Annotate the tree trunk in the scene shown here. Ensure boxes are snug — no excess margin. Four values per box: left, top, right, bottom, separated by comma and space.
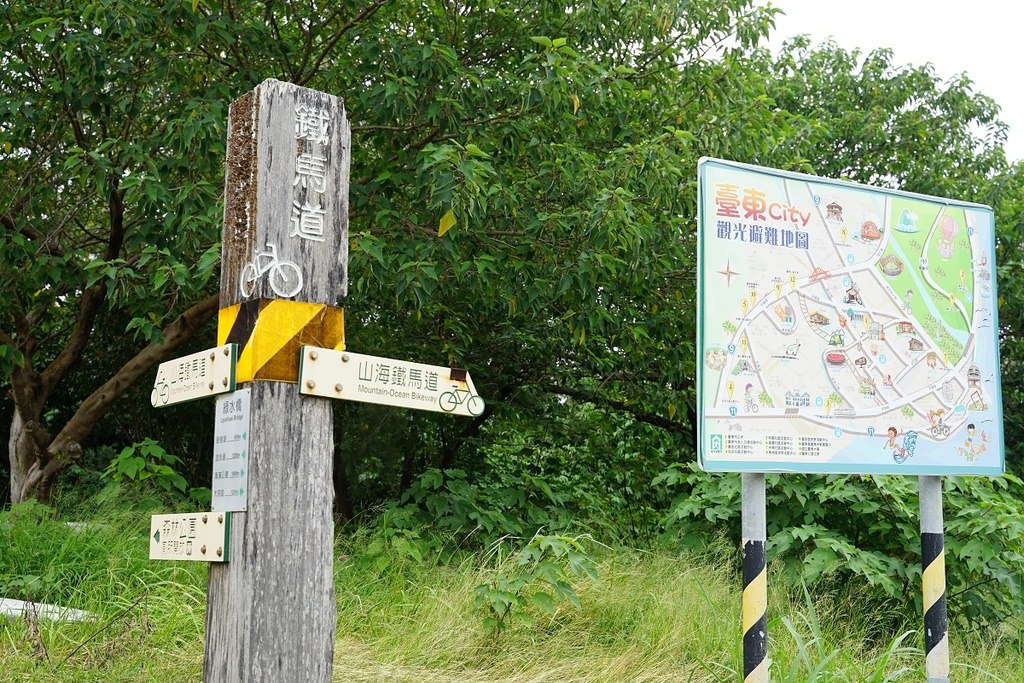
8, 403, 83, 505
5, 293, 218, 505
8, 408, 50, 505
399, 446, 417, 492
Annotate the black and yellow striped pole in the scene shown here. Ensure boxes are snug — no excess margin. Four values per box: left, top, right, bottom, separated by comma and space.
742, 472, 768, 682
920, 475, 950, 682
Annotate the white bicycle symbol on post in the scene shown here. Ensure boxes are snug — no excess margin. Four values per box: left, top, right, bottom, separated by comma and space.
240, 242, 303, 298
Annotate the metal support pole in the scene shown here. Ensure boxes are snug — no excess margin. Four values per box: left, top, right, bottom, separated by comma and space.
741, 472, 768, 682
920, 475, 950, 682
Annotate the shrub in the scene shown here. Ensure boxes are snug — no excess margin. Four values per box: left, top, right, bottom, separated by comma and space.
657, 462, 1024, 628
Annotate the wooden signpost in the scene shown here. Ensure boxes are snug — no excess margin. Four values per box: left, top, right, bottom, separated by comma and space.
202, 79, 350, 683
146, 78, 484, 681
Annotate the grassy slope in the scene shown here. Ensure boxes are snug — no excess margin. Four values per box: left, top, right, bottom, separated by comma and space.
1, 504, 1022, 682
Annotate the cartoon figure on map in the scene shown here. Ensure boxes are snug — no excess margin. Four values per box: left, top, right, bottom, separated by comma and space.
893, 430, 918, 464
904, 289, 913, 313
957, 422, 989, 461
896, 208, 917, 232
743, 383, 758, 413
928, 409, 949, 437
884, 426, 898, 450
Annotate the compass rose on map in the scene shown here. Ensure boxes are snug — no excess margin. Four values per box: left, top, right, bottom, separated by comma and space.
718, 260, 739, 287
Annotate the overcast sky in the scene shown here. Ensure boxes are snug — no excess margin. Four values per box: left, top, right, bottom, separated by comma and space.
762, 0, 1023, 162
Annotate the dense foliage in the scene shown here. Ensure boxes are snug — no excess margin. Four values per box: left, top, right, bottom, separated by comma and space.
2, 0, 1023, 635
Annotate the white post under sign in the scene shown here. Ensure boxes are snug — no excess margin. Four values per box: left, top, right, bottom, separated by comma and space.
298, 347, 484, 416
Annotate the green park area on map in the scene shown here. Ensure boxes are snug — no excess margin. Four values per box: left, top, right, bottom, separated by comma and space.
879, 199, 974, 366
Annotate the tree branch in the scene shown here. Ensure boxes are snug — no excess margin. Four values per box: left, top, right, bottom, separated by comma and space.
540, 383, 686, 433
297, 0, 391, 86
37, 185, 128, 401
44, 293, 220, 466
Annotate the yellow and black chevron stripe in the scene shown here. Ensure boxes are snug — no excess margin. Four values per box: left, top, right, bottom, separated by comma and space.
922, 531, 950, 681
217, 299, 345, 383
742, 539, 768, 682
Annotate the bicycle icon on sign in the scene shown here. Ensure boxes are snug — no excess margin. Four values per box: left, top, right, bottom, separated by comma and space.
240, 242, 303, 298
439, 385, 485, 416
151, 380, 169, 406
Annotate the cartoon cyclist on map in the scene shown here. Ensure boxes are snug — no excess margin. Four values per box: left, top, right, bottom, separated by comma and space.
743, 383, 758, 413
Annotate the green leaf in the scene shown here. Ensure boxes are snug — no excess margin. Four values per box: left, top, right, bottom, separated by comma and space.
530, 590, 555, 613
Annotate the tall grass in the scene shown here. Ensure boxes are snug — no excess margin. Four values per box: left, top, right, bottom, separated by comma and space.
2, 498, 1022, 682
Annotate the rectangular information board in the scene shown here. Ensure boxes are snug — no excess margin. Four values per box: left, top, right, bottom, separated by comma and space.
697, 158, 1003, 475
212, 388, 251, 512
298, 348, 484, 417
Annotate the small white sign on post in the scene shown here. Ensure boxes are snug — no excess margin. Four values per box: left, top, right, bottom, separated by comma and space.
298, 347, 484, 417
212, 388, 251, 512
151, 344, 237, 407
150, 511, 230, 562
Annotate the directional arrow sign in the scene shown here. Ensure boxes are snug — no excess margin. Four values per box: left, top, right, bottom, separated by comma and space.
150, 512, 230, 562
151, 344, 237, 407
212, 388, 251, 512
299, 347, 485, 417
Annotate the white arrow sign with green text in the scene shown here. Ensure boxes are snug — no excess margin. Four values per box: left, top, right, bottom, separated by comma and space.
212, 388, 251, 511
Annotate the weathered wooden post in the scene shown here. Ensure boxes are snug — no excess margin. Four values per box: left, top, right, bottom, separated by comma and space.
204, 79, 350, 682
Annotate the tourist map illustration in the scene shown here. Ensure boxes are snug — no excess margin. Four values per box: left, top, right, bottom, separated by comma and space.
697, 158, 1004, 475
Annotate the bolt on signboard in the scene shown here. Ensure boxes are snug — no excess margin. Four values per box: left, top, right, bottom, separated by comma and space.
697, 157, 1003, 476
